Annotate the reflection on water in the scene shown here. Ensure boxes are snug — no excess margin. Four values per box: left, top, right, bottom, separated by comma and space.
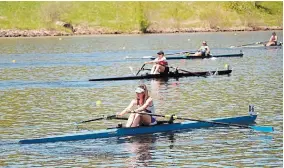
150, 79, 169, 100
0, 31, 282, 167
123, 135, 157, 167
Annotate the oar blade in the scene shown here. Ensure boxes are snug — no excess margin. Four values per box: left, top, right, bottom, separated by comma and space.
142, 56, 155, 59
250, 125, 274, 133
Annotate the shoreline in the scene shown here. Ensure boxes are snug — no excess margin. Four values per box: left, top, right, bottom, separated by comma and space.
0, 26, 282, 38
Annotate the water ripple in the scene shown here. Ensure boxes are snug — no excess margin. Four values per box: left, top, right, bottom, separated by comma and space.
0, 31, 282, 167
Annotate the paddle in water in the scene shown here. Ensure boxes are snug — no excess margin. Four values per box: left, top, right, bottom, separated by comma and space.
129, 66, 136, 75
130, 111, 274, 133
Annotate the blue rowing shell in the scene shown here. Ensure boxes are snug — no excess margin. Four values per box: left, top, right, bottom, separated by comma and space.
19, 115, 257, 144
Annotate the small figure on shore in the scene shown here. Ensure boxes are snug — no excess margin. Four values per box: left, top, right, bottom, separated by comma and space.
117, 84, 157, 127
265, 32, 278, 46
145, 50, 168, 74
193, 41, 210, 56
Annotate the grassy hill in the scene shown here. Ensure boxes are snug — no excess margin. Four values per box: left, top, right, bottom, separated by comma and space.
0, 1, 282, 34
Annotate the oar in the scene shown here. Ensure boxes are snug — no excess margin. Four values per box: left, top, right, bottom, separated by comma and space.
130, 111, 274, 133
129, 66, 136, 75
140, 51, 195, 59
135, 64, 146, 76
230, 41, 267, 48
76, 115, 116, 124
166, 51, 195, 56
168, 66, 207, 77
156, 63, 206, 77
126, 51, 196, 59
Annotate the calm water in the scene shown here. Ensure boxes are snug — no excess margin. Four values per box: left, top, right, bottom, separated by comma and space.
0, 31, 283, 167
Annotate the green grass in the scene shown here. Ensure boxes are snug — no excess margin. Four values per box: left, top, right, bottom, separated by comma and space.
0, 1, 282, 32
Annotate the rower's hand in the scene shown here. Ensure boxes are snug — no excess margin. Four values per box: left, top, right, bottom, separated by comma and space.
116, 112, 123, 117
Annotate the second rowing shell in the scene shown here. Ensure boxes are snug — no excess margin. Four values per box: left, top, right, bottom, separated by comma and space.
150, 53, 243, 60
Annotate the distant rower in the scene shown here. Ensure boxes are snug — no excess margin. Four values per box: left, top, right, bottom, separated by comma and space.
265, 32, 278, 46
193, 41, 210, 56
145, 50, 168, 74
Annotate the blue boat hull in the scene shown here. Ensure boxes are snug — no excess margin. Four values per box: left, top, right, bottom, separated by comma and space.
19, 115, 257, 144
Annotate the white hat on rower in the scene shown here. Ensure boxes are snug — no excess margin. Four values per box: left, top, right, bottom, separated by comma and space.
135, 87, 145, 93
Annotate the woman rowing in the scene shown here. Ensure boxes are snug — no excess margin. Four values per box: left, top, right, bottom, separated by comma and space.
193, 41, 210, 56
265, 32, 278, 46
145, 50, 168, 74
117, 84, 157, 127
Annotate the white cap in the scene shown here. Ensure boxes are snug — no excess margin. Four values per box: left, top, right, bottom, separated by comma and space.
135, 87, 145, 93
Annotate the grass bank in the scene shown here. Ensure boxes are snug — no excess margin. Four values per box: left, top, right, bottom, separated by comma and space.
0, 1, 282, 36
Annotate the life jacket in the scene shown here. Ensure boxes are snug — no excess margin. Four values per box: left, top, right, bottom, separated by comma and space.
200, 46, 208, 52
271, 35, 276, 41
158, 60, 168, 66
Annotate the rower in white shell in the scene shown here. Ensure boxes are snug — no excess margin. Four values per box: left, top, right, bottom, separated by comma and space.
193, 41, 210, 56
145, 50, 168, 74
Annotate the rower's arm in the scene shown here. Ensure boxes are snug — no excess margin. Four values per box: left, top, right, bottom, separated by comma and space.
118, 100, 135, 116
134, 97, 153, 112
145, 61, 152, 64
145, 57, 160, 64
198, 46, 202, 51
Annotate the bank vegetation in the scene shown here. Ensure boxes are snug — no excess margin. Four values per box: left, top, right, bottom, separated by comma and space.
0, 1, 282, 37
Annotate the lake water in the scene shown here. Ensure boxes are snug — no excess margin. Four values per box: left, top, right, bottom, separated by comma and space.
0, 31, 283, 167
